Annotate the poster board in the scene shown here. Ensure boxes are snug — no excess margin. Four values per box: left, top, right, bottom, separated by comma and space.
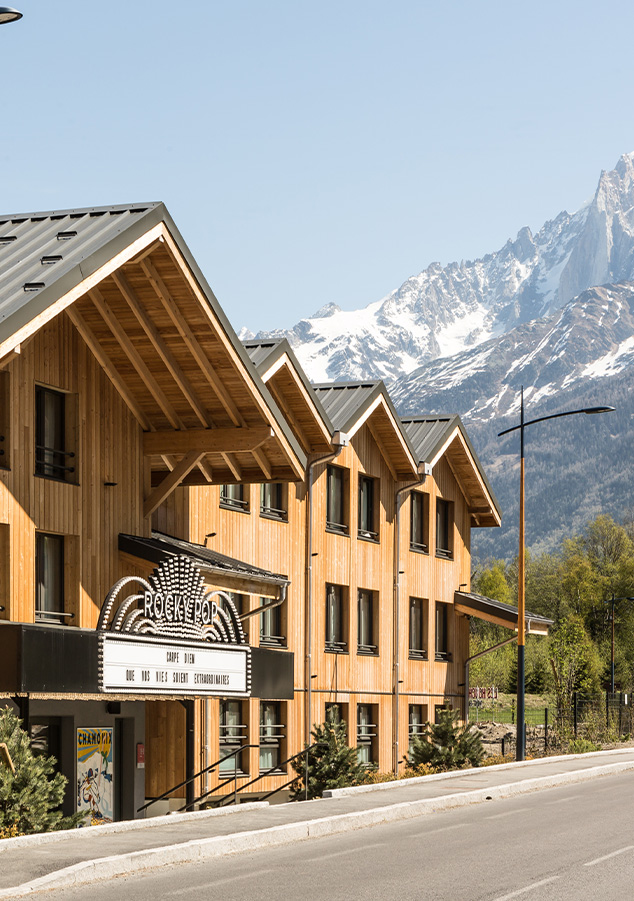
76, 727, 113, 824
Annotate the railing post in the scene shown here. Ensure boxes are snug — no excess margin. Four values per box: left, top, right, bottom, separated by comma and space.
573, 692, 578, 738
305, 745, 309, 801
544, 707, 548, 751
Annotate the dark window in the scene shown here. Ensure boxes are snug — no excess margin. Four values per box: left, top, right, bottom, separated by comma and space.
220, 484, 249, 511
325, 703, 347, 729
260, 483, 287, 520
326, 465, 348, 534
410, 492, 429, 552
326, 583, 348, 652
357, 589, 377, 655
259, 702, 285, 772
260, 597, 285, 648
408, 704, 426, 752
436, 499, 453, 558
357, 704, 377, 766
409, 597, 427, 659
35, 533, 65, 623
35, 386, 75, 481
435, 602, 450, 660
219, 700, 247, 775
358, 475, 378, 541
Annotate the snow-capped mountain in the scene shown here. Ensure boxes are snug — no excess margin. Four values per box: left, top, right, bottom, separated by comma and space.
246, 153, 634, 559
248, 153, 634, 392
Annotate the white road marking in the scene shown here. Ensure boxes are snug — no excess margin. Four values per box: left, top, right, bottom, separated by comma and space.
305, 842, 385, 862
486, 807, 530, 819
407, 823, 468, 838
166, 870, 275, 895
491, 875, 560, 900
584, 845, 634, 867
544, 795, 580, 804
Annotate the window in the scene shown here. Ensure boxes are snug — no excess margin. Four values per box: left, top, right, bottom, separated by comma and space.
409, 597, 427, 659
260, 483, 287, 521
357, 475, 378, 541
436, 499, 453, 558
408, 705, 427, 752
325, 703, 348, 729
326, 465, 348, 534
0, 372, 9, 470
435, 602, 451, 660
357, 589, 378, 655
35, 533, 66, 623
357, 704, 377, 766
410, 492, 429, 552
220, 484, 249, 512
219, 701, 247, 775
259, 702, 285, 772
260, 597, 285, 648
325, 584, 348, 652
35, 386, 75, 482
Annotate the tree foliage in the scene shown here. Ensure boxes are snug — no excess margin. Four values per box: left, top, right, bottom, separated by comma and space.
290, 711, 369, 800
0, 707, 83, 835
406, 706, 484, 771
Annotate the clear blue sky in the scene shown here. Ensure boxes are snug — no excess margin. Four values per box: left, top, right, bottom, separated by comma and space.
3, 1, 634, 333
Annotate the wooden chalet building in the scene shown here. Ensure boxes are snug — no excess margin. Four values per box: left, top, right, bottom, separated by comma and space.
0, 201, 518, 820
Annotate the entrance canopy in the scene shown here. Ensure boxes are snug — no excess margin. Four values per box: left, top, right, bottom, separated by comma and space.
454, 590, 553, 636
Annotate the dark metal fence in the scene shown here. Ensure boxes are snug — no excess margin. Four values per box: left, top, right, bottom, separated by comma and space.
469, 692, 634, 757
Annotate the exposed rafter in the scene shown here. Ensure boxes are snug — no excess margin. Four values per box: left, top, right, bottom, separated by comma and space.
143, 426, 273, 457
143, 451, 205, 518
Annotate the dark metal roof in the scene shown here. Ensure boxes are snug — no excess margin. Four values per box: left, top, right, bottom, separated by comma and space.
402, 415, 501, 522
0, 202, 307, 475
120, 531, 289, 587
0, 203, 162, 347
454, 591, 553, 633
312, 381, 382, 432
243, 338, 334, 434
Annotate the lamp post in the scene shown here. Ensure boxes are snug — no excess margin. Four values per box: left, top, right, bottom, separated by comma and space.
0, 7, 22, 24
498, 389, 614, 761
607, 595, 634, 695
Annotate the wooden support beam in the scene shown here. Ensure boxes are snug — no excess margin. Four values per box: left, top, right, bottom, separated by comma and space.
143, 426, 273, 457
112, 270, 211, 428
223, 453, 242, 480
197, 458, 214, 482
252, 447, 272, 480
367, 421, 398, 482
65, 307, 152, 430
0, 345, 20, 369
89, 287, 184, 431
144, 450, 204, 518
140, 258, 243, 426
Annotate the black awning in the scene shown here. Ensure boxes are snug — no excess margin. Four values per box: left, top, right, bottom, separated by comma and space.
454, 591, 553, 635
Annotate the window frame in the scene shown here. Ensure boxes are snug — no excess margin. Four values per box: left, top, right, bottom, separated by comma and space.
259, 701, 286, 774
259, 597, 286, 648
410, 491, 429, 553
259, 483, 288, 521
35, 532, 68, 624
325, 583, 348, 653
34, 385, 76, 483
357, 474, 379, 542
435, 499, 453, 559
326, 464, 349, 535
219, 700, 248, 776
356, 704, 378, 767
435, 601, 451, 661
220, 483, 249, 512
408, 704, 427, 752
357, 588, 378, 656
408, 596, 427, 660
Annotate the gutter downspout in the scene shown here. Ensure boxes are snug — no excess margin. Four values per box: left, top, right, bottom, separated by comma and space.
393, 463, 431, 775
305, 432, 348, 746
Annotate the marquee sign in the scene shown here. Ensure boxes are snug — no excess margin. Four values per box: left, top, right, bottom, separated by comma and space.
97, 556, 251, 697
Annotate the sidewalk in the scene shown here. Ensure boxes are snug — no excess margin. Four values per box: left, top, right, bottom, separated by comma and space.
3, 748, 634, 898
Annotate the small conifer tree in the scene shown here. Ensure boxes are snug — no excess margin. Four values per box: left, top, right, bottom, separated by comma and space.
406, 705, 483, 771
291, 709, 369, 800
0, 707, 83, 835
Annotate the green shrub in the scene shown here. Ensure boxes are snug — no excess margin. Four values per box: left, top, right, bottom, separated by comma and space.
406, 706, 484, 771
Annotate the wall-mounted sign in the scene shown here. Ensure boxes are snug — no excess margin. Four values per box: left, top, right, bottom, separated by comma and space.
97, 556, 251, 698
468, 686, 499, 701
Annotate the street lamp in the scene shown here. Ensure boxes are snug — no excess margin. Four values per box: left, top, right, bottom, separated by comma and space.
498, 388, 614, 761
606, 595, 634, 695
0, 7, 22, 24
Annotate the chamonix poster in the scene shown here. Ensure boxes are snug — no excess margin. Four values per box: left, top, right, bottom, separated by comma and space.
76, 727, 113, 824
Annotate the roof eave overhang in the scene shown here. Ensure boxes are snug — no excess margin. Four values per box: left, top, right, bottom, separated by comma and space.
343, 390, 419, 480
454, 591, 552, 635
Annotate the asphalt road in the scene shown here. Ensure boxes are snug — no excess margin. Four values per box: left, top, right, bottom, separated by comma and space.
39, 770, 634, 901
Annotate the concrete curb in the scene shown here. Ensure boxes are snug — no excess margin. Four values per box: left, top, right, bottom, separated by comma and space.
0, 802, 270, 851
322, 747, 634, 798
3, 759, 634, 898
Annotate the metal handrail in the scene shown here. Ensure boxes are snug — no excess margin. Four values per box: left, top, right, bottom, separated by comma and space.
137, 743, 260, 814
